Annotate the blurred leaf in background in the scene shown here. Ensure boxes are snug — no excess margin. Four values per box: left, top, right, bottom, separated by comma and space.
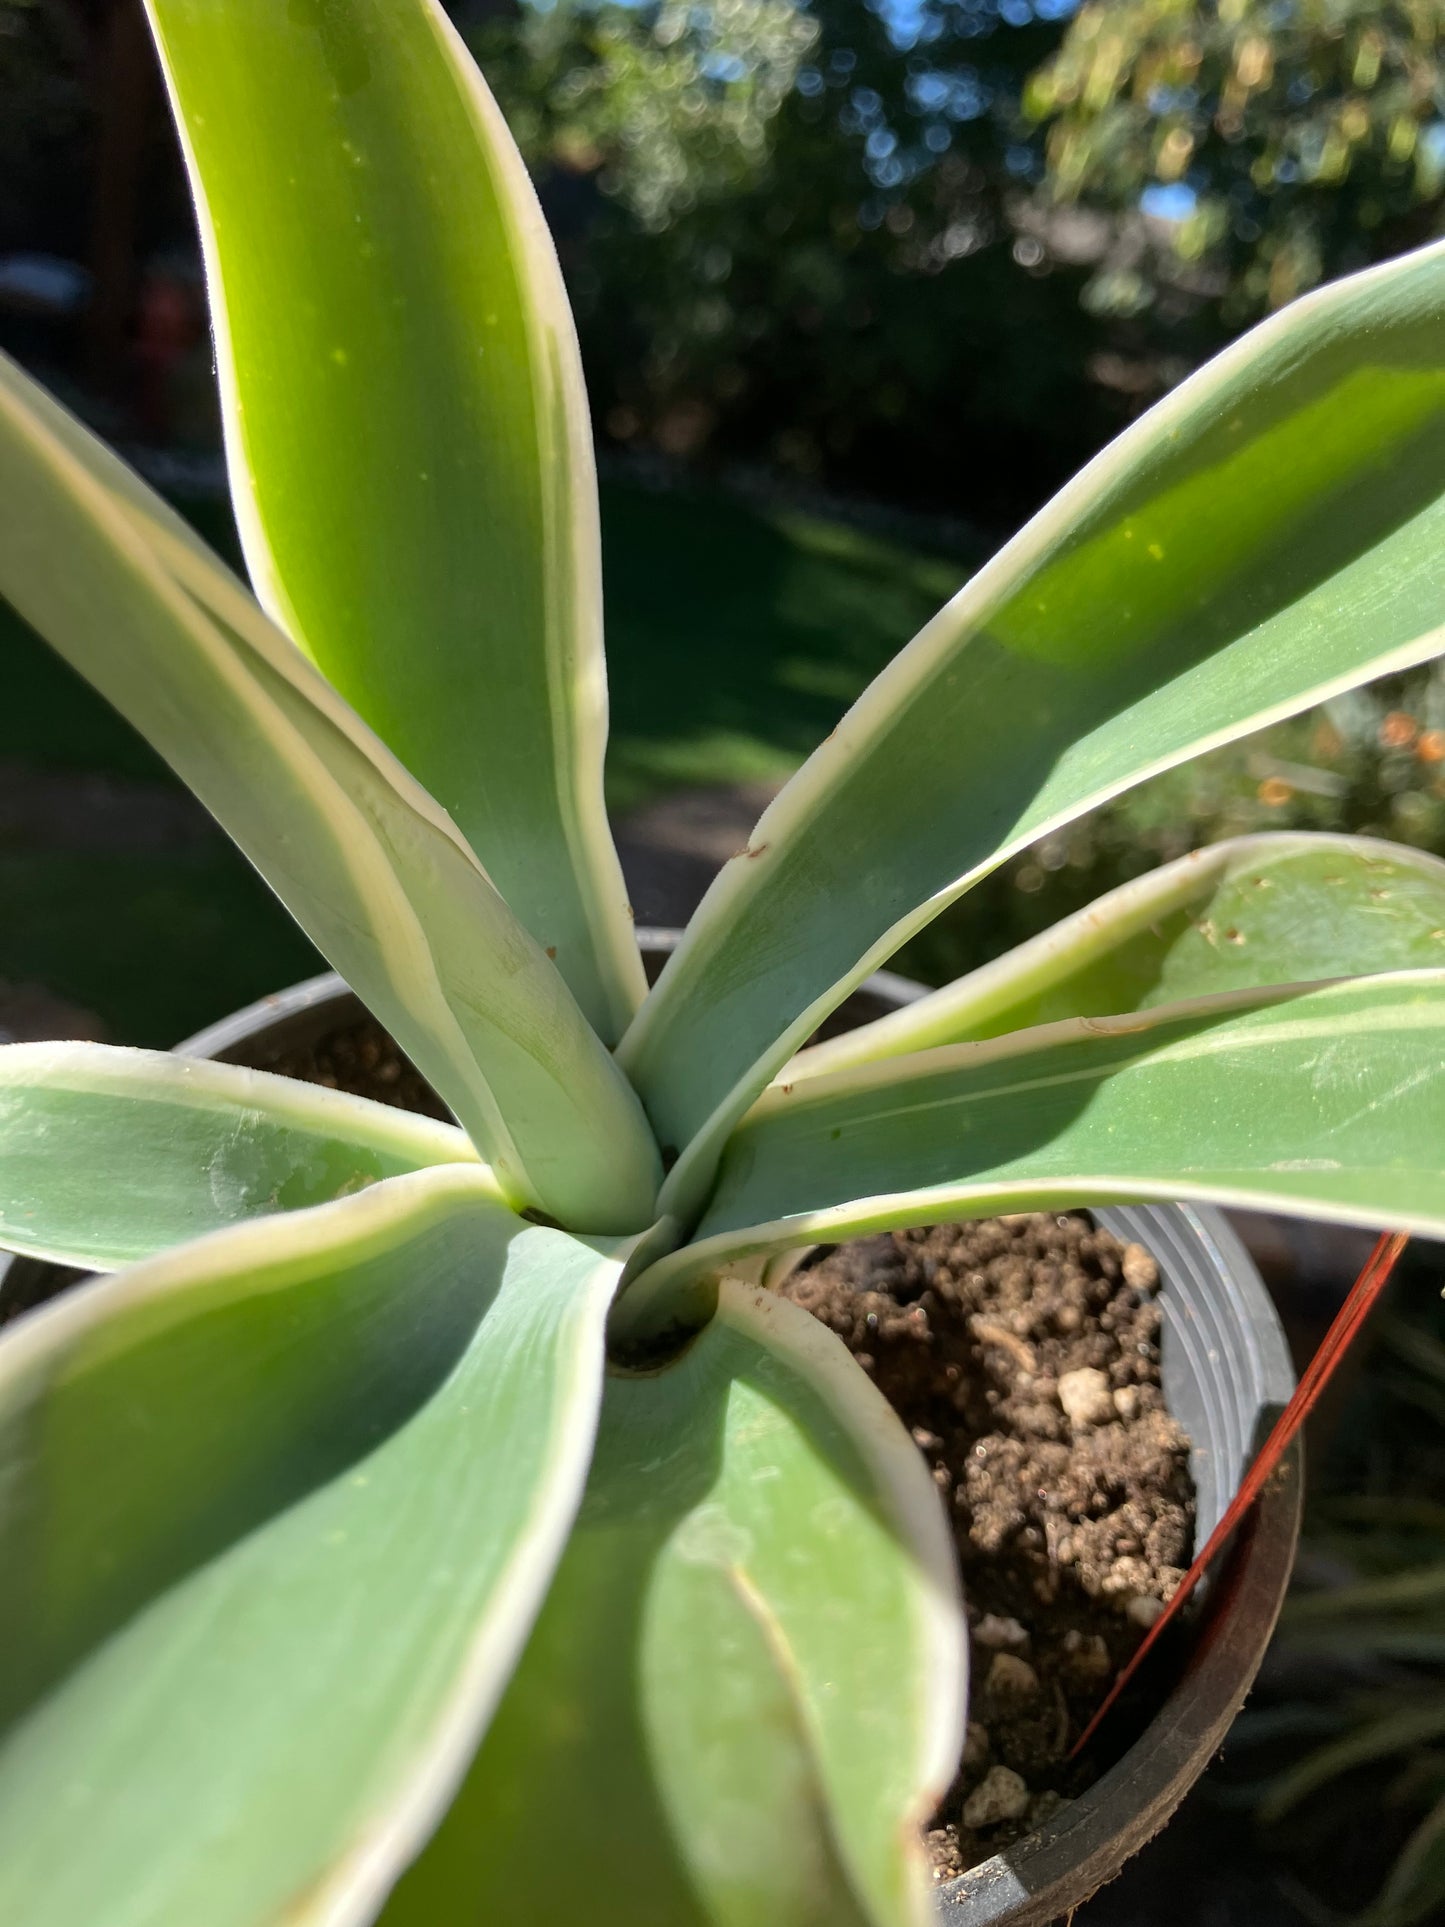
1223, 1248, 1445, 1926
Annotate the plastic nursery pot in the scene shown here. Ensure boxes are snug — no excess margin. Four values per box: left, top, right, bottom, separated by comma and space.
0, 937, 1303, 1926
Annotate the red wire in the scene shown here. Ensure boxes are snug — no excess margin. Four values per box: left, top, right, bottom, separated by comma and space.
1067, 1228, 1410, 1762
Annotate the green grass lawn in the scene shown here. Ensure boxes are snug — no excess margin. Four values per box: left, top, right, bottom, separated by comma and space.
600, 486, 970, 811
0, 480, 973, 1043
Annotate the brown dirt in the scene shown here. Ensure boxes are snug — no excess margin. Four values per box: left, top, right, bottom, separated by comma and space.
262, 1017, 451, 1122
780, 1212, 1196, 1878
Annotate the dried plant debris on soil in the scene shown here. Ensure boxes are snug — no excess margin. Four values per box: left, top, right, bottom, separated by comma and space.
781, 1213, 1196, 1880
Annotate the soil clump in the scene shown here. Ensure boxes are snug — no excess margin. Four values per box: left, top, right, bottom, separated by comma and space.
781, 1212, 1196, 1878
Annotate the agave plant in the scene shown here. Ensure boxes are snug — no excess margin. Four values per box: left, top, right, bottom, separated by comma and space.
1, 4, 1444, 1923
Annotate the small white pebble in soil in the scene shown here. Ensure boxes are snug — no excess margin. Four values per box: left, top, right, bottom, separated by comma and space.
962, 1765, 1031, 1829
1027, 1790, 1072, 1829
986, 1651, 1041, 1701
961, 1721, 991, 1771
1058, 1366, 1114, 1429
1062, 1630, 1112, 1679
1102, 1555, 1154, 1599
1122, 1243, 1159, 1292
1032, 1568, 1060, 1605
1127, 1593, 1165, 1629
973, 1613, 1030, 1652
1113, 1385, 1141, 1422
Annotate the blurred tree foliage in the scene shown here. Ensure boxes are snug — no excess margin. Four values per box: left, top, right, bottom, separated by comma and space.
476, 0, 1119, 518
1027, 1, 1445, 322
491, 0, 820, 231
6, 2, 1445, 515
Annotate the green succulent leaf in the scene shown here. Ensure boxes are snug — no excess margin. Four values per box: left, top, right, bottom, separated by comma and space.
141, 0, 643, 1042
0, 1168, 625, 1927
791, 833, 1445, 1079
0, 349, 661, 1233
0, 1041, 487, 1272
620, 972, 1445, 1335
620, 240, 1445, 1218
379, 1281, 964, 1927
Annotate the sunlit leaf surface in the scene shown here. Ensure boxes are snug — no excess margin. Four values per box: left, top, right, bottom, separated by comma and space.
623, 241, 1445, 1219
144, 0, 643, 1039
380, 1283, 963, 1927
0, 1041, 485, 1271
0, 1171, 623, 1927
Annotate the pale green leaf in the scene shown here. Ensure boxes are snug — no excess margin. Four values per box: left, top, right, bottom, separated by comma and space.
619, 972, 1445, 1336
1259, 1702, 1445, 1825
0, 1168, 625, 1927
379, 1281, 964, 1927
620, 241, 1445, 1218
0, 348, 661, 1233
1283, 1563, 1445, 1623
142, 0, 643, 1040
792, 833, 1445, 1079
0, 1041, 487, 1272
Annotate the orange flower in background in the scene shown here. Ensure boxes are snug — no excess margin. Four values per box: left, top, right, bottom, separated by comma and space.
1379, 711, 1419, 749
1257, 776, 1293, 807
1416, 729, 1445, 764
